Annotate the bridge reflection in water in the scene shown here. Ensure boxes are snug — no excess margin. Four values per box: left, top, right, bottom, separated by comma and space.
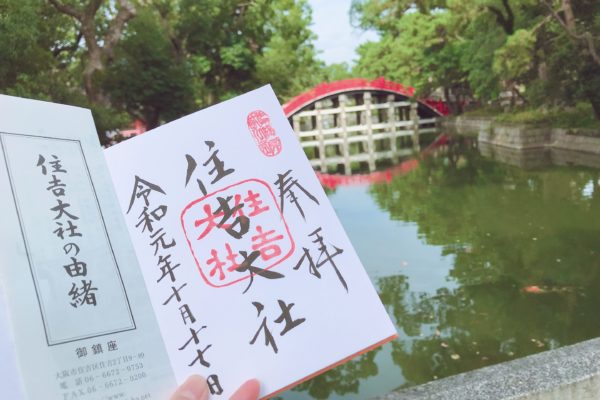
283, 78, 444, 174
314, 133, 449, 189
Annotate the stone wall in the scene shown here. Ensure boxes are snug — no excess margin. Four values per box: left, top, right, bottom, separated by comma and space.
478, 142, 551, 169
478, 142, 600, 170
552, 128, 600, 155
372, 337, 600, 400
442, 117, 600, 155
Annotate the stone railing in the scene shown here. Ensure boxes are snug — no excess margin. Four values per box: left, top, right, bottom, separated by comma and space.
372, 337, 600, 400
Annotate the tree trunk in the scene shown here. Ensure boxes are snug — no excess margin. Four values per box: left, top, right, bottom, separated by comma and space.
82, 47, 105, 104
582, 61, 600, 120
48, 0, 135, 106
487, 0, 514, 35
587, 94, 600, 120
538, 61, 548, 81
543, 0, 600, 68
444, 87, 464, 115
144, 109, 161, 130
562, 0, 576, 31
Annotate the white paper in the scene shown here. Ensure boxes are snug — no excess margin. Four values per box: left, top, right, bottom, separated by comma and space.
0, 94, 176, 400
105, 85, 397, 398
0, 286, 24, 400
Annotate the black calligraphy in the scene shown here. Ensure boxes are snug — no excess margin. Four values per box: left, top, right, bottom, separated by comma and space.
183, 180, 291, 292
37, 154, 97, 308
249, 300, 306, 354
294, 227, 347, 292
274, 170, 319, 219
185, 141, 235, 195
128, 175, 221, 386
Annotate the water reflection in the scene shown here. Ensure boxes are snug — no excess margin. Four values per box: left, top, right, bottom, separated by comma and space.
280, 134, 600, 399
293, 349, 381, 399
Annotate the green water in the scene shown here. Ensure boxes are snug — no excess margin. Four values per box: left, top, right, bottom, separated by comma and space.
279, 135, 600, 400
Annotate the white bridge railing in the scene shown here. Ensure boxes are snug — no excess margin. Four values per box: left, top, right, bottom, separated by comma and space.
290, 91, 438, 174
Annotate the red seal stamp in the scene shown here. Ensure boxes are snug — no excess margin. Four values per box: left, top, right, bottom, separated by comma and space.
181, 179, 294, 288
247, 110, 282, 157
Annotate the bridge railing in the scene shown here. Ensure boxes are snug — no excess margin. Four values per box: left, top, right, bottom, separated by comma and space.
289, 91, 438, 174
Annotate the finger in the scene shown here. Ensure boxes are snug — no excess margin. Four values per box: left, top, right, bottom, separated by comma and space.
171, 375, 209, 400
229, 379, 260, 400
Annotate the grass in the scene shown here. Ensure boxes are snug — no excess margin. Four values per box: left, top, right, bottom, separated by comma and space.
462, 103, 600, 134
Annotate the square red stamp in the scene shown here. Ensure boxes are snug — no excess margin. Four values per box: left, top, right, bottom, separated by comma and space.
181, 179, 294, 288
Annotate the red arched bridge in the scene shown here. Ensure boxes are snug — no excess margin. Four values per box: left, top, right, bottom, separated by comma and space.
283, 77, 448, 174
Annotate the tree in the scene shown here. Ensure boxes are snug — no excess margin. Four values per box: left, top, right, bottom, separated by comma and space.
104, 8, 194, 129
350, 0, 447, 33
541, 0, 600, 68
352, 0, 600, 119
139, 0, 320, 106
47, 0, 136, 104
487, 0, 515, 34
254, 0, 322, 99
352, 3, 473, 112
493, 28, 535, 104
0, 0, 127, 139
2, 0, 337, 135
539, 0, 600, 117
316, 62, 354, 82
0, 0, 74, 96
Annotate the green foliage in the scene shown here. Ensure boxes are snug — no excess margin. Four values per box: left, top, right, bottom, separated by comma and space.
0, 0, 323, 135
0, 0, 74, 93
316, 62, 353, 82
0, 0, 45, 86
355, 11, 449, 92
174, 0, 321, 104
0, 0, 129, 138
104, 8, 195, 128
461, 102, 600, 131
352, 0, 600, 120
353, 1, 502, 112
7, 0, 598, 131
351, 0, 447, 32
494, 103, 600, 130
254, 0, 322, 99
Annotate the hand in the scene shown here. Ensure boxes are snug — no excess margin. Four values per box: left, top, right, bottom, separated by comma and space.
170, 375, 260, 400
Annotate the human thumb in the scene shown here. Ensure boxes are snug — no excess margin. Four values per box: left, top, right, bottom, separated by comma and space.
170, 375, 209, 400
229, 379, 260, 400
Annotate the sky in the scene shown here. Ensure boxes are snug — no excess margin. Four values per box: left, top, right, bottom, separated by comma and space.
306, 0, 379, 66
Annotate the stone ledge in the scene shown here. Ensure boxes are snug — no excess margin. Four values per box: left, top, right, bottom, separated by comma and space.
441, 117, 600, 155
372, 337, 600, 400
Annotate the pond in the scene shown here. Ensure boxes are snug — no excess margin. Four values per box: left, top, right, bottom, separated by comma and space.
278, 133, 600, 399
